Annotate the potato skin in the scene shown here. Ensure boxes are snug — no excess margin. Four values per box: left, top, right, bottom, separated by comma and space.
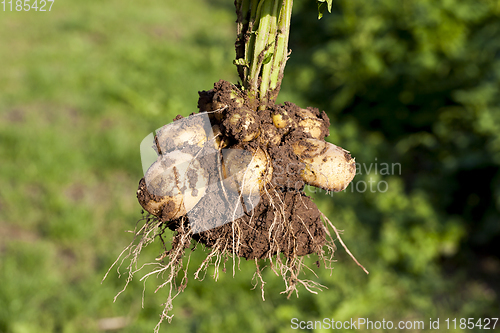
223, 107, 260, 142
222, 146, 272, 196
272, 110, 293, 129
155, 118, 208, 153
296, 108, 327, 139
298, 118, 324, 139
138, 150, 208, 220
259, 123, 282, 146
293, 138, 355, 192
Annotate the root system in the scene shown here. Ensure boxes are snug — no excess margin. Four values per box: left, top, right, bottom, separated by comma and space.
106, 80, 366, 331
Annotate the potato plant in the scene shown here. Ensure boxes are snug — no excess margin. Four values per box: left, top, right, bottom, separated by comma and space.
108, 0, 365, 330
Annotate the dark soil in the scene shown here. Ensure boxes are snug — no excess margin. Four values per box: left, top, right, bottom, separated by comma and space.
192, 187, 325, 259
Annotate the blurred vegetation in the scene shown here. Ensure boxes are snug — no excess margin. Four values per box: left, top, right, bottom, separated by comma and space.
0, 0, 498, 332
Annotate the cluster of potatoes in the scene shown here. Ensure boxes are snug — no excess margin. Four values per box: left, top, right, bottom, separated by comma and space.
137, 81, 356, 225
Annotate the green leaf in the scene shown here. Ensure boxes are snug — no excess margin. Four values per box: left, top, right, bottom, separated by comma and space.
262, 52, 274, 65
317, 0, 332, 19
233, 58, 249, 67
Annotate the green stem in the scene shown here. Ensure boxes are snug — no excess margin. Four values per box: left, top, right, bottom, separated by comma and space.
248, 0, 270, 103
258, 0, 279, 110
235, 0, 293, 110
269, 0, 292, 92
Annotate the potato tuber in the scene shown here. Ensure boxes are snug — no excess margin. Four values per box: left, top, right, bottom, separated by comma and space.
155, 118, 208, 153
296, 108, 326, 140
138, 150, 208, 220
222, 146, 272, 196
272, 110, 293, 130
293, 138, 356, 192
223, 107, 260, 142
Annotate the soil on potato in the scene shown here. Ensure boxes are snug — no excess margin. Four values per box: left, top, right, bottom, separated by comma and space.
139, 79, 334, 260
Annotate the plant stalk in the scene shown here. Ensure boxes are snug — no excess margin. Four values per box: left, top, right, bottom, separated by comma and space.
235, 0, 293, 110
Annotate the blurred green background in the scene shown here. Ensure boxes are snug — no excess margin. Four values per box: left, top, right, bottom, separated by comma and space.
1, 0, 499, 332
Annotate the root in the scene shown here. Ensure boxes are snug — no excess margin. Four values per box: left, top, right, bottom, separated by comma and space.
194, 239, 226, 281
320, 211, 369, 275
102, 213, 195, 331
251, 258, 267, 301
102, 212, 163, 302
105, 197, 365, 331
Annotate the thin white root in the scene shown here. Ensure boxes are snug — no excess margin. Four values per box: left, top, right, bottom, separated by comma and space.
251, 258, 266, 301
320, 211, 369, 275
105, 192, 364, 332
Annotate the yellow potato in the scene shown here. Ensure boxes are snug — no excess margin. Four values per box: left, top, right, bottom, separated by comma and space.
155, 118, 208, 153
272, 110, 293, 129
298, 118, 324, 139
225, 107, 260, 142
222, 146, 272, 196
297, 108, 325, 139
297, 108, 317, 119
138, 150, 208, 219
229, 90, 245, 108
293, 138, 355, 192
259, 124, 283, 146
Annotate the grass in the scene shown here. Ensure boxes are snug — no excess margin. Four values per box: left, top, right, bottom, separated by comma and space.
0, 1, 238, 331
